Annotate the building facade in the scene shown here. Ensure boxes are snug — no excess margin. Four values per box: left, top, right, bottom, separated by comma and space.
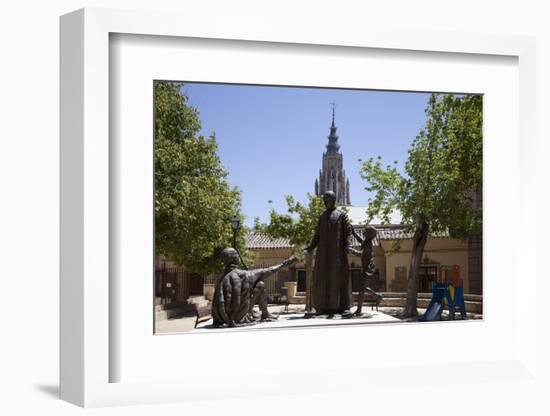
245, 223, 474, 299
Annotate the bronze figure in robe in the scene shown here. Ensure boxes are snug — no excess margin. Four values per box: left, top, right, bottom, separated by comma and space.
305, 191, 353, 316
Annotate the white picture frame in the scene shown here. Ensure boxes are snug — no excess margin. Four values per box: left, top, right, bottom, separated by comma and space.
60, 8, 537, 408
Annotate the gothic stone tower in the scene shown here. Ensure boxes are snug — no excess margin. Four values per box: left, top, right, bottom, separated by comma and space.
314, 107, 351, 205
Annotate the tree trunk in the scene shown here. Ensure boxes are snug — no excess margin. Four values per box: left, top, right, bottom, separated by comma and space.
305, 251, 313, 312
402, 215, 429, 318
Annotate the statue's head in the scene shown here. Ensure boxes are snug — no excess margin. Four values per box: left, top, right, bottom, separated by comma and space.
363, 225, 377, 240
323, 191, 336, 209
220, 247, 239, 267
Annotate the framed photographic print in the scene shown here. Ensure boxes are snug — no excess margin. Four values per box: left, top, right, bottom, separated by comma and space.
60, 7, 537, 408
151, 81, 483, 336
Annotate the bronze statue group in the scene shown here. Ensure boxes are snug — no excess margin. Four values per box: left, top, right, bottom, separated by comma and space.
212, 191, 381, 328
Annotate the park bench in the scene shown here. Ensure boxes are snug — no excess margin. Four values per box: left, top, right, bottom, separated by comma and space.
194, 304, 212, 328
364, 291, 383, 311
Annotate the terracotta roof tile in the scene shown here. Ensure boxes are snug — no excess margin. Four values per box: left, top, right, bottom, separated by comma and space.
246, 226, 450, 250
376, 228, 450, 240
245, 232, 293, 249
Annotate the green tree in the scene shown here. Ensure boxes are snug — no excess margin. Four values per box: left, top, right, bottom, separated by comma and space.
258, 193, 325, 257
154, 81, 246, 274
360, 93, 482, 318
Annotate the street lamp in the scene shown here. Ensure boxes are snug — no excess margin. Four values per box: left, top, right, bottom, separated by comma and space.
228, 214, 248, 270
230, 214, 241, 249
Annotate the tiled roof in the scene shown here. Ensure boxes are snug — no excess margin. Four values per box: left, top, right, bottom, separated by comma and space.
245, 232, 294, 249
349, 229, 380, 247
376, 228, 450, 240
246, 226, 450, 250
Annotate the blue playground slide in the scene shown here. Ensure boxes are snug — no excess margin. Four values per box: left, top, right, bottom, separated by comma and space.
420, 301, 443, 321
418, 283, 449, 322
418, 265, 467, 322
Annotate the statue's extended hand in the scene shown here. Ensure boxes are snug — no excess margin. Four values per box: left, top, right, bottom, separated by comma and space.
285, 255, 298, 266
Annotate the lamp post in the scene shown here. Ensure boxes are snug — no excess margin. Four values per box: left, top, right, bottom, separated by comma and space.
230, 214, 241, 249
228, 214, 248, 270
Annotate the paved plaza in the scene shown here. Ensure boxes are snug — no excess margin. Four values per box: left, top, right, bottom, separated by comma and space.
155, 303, 483, 335
156, 304, 400, 335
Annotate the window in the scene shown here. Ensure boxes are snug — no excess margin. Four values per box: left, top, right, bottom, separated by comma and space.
418, 265, 438, 292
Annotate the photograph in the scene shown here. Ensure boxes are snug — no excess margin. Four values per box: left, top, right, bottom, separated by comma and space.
153, 81, 483, 334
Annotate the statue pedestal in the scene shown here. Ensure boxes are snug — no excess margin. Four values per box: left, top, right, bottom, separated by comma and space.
284, 281, 297, 298
203, 283, 215, 301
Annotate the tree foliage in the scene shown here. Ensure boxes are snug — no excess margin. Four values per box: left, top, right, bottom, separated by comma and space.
361, 94, 482, 234
360, 93, 482, 316
257, 193, 326, 257
154, 81, 246, 274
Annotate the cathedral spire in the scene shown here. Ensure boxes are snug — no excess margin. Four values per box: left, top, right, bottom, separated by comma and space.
326, 102, 340, 153
315, 102, 350, 205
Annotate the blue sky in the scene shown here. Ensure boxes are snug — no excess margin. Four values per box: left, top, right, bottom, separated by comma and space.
182, 83, 432, 226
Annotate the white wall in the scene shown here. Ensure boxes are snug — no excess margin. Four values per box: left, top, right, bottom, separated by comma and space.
1, 0, 548, 415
